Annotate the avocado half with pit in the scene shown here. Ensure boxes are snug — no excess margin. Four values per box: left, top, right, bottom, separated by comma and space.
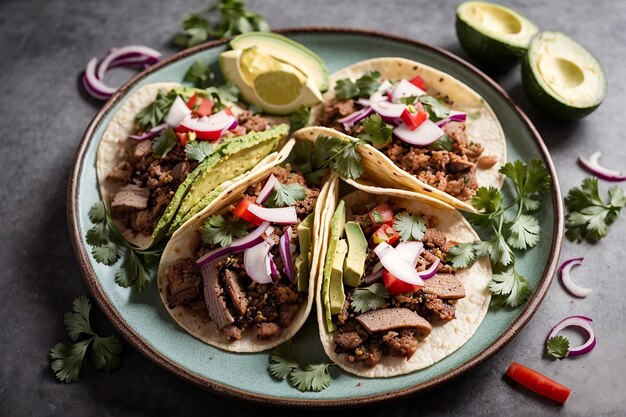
522, 31, 607, 119
456, 1, 539, 68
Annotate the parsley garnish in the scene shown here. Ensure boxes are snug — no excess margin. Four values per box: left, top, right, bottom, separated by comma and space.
185, 139, 213, 162
172, 0, 270, 49
565, 177, 625, 242
183, 60, 215, 89
86, 201, 162, 291
417, 95, 450, 121
446, 159, 550, 307
289, 105, 311, 133
268, 342, 333, 392
357, 113, 393, 146
334, 71, 381, 100
351, 283, 389, 313
152, 127, 178, 158
313, 135, 364, 180
546, 335, 570, 359
430, 134, 454, 151
265, 183, 307, 208
393, 211, 426, 241
201, 214, 249, 247
49, 296, 122, 383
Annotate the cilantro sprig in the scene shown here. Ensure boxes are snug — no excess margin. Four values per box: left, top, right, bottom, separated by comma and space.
185, 138, 213, 162
268, 342, 333, 392
446, 159, 551, 307
136, 90, 174, 130
351, 283, 389, 313
417, 95, 450, 122
172, 0, 270, 50
357, 114, 393, 146
86, 201, 162, 291
546, 335, 570, 360
289, 105, 311, 133
265, 182, 307, 208
49, 296, 122, 383
565, 177, 625, 242
335, 71, 381, 100
313, 135, 364, 180
183, 60, 216, 89
201, 214, 248, 247
152, 128, 178, 158
393, 211, 426, 241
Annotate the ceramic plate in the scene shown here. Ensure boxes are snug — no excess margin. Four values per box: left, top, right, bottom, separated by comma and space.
68, 28, 563, 407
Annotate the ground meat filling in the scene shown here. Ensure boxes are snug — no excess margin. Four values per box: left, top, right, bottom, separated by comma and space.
165, 166, 318, 341
319, 96, 486, 201
107, 111, 272, 236
333, 203, 463, 367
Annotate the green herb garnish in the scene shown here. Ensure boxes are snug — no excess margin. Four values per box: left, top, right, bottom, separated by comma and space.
335, 71, 381, 100
265, 182, 307, 208
546, 335, 570, 359
288, 105, 311, 133
313, 135, 364, 180
152, 128, 178, 158
430, 134, 454, 151
268, 342, 333, 392
417, 95, 450, 121
135, 90, 173, 130
183, 60, 216, 88
201, 214, 249, 247
357, 113, 393, 146
393, 211, 426, 241
185, 139, 213, 162
49, 296, 122, 383
351, 283, 389, 313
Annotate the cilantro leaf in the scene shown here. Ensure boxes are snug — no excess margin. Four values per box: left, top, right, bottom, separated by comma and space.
49, 340, 91, 383
489, 267, 532, 307
183, 60, 215, 88
91, 241, 120, 266
334, 71, 381, 100
393, 212, 426, 241
507, 214, 540, 250
63, 295, 94, 342
135, 90, 174, 130
152, 128, 178, 158
565, 178, 625, 242
500, 159, 550, 212
334, 78, 359, 100
88, 201, 106, 224
86, 222, 110, 247
289, 105, 310, 133
115, 250, 151, 291
201, 214, 249, 247
446, 242, 477, 269
417, 95, 450, 121
290, 364, 332, 392
357, 114, 393, 146
351, 283, 389, 313
313, 135, 364, 180
430, 134, 454, 151
268, 342, 298, 380
185, 140, 214, 162
265, 183, 307, 208
206, 83, 240, 109
90, 336, 122, 371
471, 186, 503, 214
546, 335, 570, 360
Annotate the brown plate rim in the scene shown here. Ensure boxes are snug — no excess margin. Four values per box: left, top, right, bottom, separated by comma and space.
67, 27, 563, 409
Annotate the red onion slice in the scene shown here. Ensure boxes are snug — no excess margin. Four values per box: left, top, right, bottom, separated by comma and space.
436, 110, 468, 127
244, 241, 274, 284
279, 228, 296, 283
179, 111, 237, 139
391, 79, 426, 104
578, 151, 626, 182
196, 221, 270, 266
129, 123, 167, 141
394, 241, 424, 267
558, 257, 592, 298
394, 119, 445, 146
371, 100, 406, 119
418, 258, 440, 279
373, 242, 425, 286
84, 58, 117, 97
164, 96, 192, 128
337, 107, 374, 128
97, 45, 161, 80
548, 316, 596, 357
362, 269, 383, 285
256, 174, 279, 204
247, 205, 297, 226
269, 255, 280, 280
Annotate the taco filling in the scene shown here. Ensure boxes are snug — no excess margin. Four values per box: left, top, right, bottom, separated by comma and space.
163, 165, 319, 341
317, 72, 498, 201
322, 198, 466, 368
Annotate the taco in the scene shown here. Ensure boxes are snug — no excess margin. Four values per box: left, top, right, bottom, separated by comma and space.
156, 140, 332, 351
316, 179, 491, 377
296, 57, 506, 212
96, 82, 289, 250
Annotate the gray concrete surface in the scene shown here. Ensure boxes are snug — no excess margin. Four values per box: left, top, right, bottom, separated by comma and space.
1, 0, 625, 415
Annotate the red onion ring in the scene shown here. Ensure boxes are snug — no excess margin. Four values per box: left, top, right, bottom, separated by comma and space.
419, 258, 440, 279
244, 241, 274, 284
578, 151, 626, 182
279, 228, 296, 283
373, 242, 424, 286
256, 174, 279, 204
129, 123, 167, 141
558, 257, 592, 298
547, 316, 596, 357
196, 221, 270, 267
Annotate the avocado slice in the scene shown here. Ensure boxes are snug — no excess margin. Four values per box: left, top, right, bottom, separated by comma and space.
296, 213, 314, 292
321, 200, 346, 332
522, 31, 607, 119
343, 222, 368, 287
154, 124, 288, 239
229, 32, 329, 92
456, 1, 538, 68
329, 239, 348, 315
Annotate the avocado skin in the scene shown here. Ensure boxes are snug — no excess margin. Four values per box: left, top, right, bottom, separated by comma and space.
521, 49, 603, 120
455, 15, 526, 69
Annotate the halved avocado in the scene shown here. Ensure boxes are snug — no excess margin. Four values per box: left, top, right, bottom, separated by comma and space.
522, 31, 607, 119
456, 1, 539, 68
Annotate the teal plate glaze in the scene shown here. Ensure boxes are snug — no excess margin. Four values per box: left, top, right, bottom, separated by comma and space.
68, 28, 563, 407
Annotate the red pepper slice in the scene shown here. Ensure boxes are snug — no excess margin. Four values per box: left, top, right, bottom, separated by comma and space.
505, 362, 572, 404
233, 198, 264, 226
409, 75, 426, 90
400, 104, 428, 131
372, 224, 400, 245
175, 132, 190, 147
383, 269, 422, 294
368, 204, 395, 226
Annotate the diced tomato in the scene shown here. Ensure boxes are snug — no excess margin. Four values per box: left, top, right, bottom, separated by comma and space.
187, 94, 214, 117
505, 362, 571, 404
233, 198, 264, 226
400, 104, 428, 131
372, 224, 400, 245
409, 75, 426, 90
186, 94, 199, 111
176, 132, 190, 147
368, 204, 395, 226
383, 269, 422, 294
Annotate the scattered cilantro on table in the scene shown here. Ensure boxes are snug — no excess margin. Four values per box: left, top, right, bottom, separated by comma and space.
335, 71, 381, 100
201, 214, 249, 247
268, 341, 333, 392
172, 0, 270, 50
86, 201, 163, 291
265, 183, 307, 208
546, 335, 570, 360
49, 296, 122, 383
351, 283, 389, 313
565, 177, 625, 242
393, 211, 426, 241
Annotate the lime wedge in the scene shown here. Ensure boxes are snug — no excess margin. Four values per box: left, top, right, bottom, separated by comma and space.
254, 70, 303, 106
239, 47, 281, 85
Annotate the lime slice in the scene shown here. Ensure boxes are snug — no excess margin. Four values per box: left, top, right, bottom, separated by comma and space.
254, 70, 303, 106
239, 47, 282, 85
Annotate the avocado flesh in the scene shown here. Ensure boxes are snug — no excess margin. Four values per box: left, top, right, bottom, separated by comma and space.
322, 200, 346, 332
296, 213, 314, 292
343, 221, 368, 287
158, 124, 288, 238
329, 239, 348, 315
456, 1, 538, 68
230, 31, 329, 91
522, 31, 606, 119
